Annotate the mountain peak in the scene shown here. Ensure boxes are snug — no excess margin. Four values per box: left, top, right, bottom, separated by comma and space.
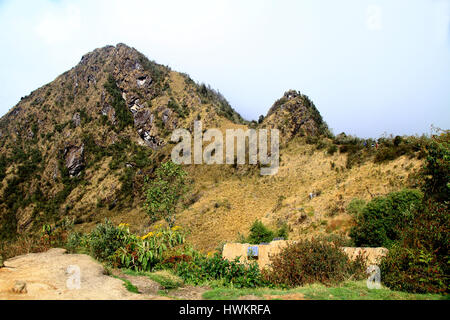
263, 90, 330, 140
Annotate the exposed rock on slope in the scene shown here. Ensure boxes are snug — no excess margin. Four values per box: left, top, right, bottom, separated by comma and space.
64, 144, 85, 177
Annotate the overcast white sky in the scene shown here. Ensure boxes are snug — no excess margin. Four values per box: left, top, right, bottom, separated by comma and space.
0, 0, 449, 137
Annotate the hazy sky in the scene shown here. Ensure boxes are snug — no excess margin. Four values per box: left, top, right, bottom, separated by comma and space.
0, 0, 449, 138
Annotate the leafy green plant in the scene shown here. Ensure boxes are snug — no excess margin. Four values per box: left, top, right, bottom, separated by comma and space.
111, 224, 185, 272
175, 253, 267, 288
246, 220, 274, 244
239, 220, 288, 244
350, 189, 423, 247
87, 219, 131, 261
421, 130, 449, 202
380, 200, 449, 294
70, 220, 184, 272
143, 161, 188, 227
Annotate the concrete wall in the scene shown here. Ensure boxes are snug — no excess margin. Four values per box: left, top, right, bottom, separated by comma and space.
222, 241, 388, 270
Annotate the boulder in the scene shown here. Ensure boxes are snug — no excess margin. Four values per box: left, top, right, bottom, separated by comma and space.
133, 109, 154, 128
72, 113, 81, 127
162, 108, 171, 124
64, 144, 85, 177
12, 281, 27, 294
140, 131, 163, 150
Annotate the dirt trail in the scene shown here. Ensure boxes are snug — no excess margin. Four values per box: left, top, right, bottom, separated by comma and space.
0, 248, 166, 300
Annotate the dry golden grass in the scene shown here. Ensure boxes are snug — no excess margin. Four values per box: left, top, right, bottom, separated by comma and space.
168, 138, 423, 252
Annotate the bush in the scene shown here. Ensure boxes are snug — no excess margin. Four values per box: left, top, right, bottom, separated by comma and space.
175, 253, 267, 288
111, 225, 184, 271
87, 220, 130, 261
240, 220, 288, 244
65, 232, 85, 253
380, 200, 449, 294
380, 246, 447, 294
72, 220, 185, 272
421, 130, 449, 202
262, 239, 366, 288
327, 144, 338, 155
143, 161, 188, 227
158, 254, 192, 270
350, 189, 423, 247
247, 220, 274, 244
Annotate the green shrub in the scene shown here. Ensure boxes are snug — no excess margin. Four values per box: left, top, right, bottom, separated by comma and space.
380, 200, 449, 294
316, 139, 328, 150
306, 136, 319, 145
380, 246, 447, 294
350, 189, 423, 247
72, 220, 185, 271
327, 144, 338, 155
421, 130, 449, 202
112, 226, 184, 271
143, 161, 188, 227
175, 253, 266, 288
247, 220, 274, 244
158, 254, 193, 270
239, 220, 288, 244
262, 238, 366, 288
275, 223, 289, 240
87, 220, 130, 261
65, 231, 86, 253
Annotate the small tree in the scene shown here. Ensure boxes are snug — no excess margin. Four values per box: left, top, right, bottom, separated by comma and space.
247, 220, 274, 244
143, 161, 187, 227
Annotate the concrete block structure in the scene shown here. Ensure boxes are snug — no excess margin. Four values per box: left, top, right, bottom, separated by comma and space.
222, 241, 388, 270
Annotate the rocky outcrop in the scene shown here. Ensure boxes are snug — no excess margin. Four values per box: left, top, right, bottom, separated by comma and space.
64, 144, 85, 177
133, 109, 154, 128
262, 90, 329, 141
72, 113, 81, 127
139, 130, 163, 149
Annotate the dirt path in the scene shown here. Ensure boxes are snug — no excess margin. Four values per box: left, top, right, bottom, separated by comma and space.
0, 248, 166, 300
166, 285, 211, 300
111, 269, 210, 300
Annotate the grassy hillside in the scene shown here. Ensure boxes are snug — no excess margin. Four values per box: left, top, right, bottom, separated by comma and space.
0, 43, 431, 256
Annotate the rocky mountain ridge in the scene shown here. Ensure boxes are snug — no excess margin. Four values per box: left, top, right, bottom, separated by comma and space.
0, 44, 327, 240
